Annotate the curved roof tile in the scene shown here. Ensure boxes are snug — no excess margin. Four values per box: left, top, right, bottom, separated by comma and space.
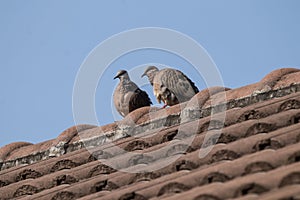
1, 68, 300, 200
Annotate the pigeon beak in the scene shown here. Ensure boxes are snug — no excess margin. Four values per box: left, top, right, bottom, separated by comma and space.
113, 75, 119, 80
141, 72, 146, 78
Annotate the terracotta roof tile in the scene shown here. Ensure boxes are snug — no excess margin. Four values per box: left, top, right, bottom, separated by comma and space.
0, 67, 300, 200
54, 124, 97, 145
155, 162, 300, 200
0, 124, 96, 164
251, 185, 300, 200
18, 122, 299, 200
0, 142, 32, 162
260, 68, 299, 86
4, 139, 56, 161
203, 68, 300, 107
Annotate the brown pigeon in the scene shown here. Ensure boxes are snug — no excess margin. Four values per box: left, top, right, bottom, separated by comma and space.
113, 70, 152, 117
142, 66, 199, 107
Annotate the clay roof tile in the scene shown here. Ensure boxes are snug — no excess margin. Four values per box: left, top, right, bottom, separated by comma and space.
1, 67, 300, 200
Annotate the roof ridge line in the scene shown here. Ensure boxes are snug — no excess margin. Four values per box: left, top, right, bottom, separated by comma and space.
1, 83, 300, 171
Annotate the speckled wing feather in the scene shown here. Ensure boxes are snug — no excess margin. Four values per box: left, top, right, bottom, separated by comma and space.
153, 68, 199, 105
129, 88, 152, 113
180, 71, 199, 94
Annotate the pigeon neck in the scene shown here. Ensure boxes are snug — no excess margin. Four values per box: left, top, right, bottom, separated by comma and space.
148, 72, 157, 86
120, 75, 130, 83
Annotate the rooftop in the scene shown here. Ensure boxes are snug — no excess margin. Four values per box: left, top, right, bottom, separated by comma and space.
0, 68, 300, 200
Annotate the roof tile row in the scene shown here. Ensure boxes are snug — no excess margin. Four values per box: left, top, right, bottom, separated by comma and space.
0, 68, 300, 200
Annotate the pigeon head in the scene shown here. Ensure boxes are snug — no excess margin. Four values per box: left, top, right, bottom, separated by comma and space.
114, 70, 130, 81
141, 66, 159, 85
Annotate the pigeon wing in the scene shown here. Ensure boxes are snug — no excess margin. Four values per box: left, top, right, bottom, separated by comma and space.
129, 88, 152, 113
157, 68, 199, 103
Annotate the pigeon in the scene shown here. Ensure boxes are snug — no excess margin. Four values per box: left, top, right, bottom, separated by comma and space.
113, 70, 152, 117
141, 66, 199, 107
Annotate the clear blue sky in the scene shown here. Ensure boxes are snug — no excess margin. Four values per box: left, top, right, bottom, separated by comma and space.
0, 0, 299, 147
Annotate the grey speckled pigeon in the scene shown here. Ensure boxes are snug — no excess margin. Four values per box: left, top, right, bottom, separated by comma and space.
113, 70, 152, 117
142, 66, 199, 107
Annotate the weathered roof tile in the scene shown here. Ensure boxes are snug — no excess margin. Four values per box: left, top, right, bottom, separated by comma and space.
1, 68, 300, 200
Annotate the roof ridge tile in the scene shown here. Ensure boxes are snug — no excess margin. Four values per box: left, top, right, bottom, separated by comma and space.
0, 142, 33, 163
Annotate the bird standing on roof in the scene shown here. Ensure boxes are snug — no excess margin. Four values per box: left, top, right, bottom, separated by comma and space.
141, 66, 199, 108
113, 70, 152, 117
